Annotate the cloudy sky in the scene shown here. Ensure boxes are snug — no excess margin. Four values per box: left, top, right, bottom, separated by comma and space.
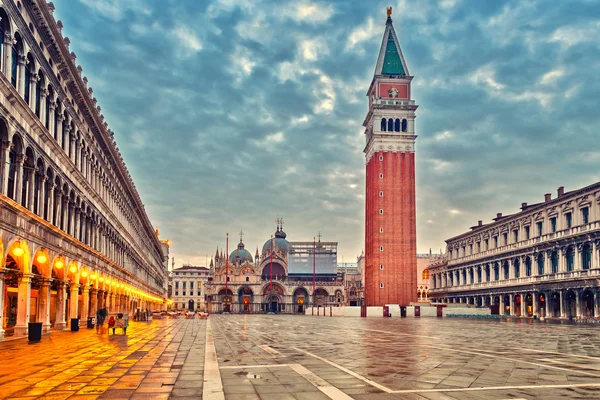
53, 0, 600, 267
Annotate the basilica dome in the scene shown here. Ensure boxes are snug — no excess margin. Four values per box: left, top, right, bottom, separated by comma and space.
262, 228, 289, 259
230, 241, 253, 263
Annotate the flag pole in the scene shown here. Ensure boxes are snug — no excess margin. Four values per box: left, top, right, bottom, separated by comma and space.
313, 236, 316, 299
225, 233, 229, 298
270, 235, 273, 294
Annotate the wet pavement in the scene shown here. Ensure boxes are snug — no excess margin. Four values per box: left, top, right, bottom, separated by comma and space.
1, 316, 600, 399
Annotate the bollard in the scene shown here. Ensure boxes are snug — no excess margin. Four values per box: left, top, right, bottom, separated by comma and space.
330, 306, 332, 317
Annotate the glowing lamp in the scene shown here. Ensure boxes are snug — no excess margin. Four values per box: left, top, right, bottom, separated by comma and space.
112, 281, 116, 285
90, 273, 97, 280
69, 265, 77, 274
99, 276, 105, 283
12, 246, 24, 257
106, 279, 111, 285
81, 271, 88, 278
55, 260, 64, 269
36, 254, 48, 264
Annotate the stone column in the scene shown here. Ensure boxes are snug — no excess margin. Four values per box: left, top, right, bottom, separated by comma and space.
69, 284, 79, 320
575, 289, 582, 318
55, 282, 67, 330
61, 195, 68, 231
532, 293, 537, 318
98, 290, 105, 310
559, 290, 565, 318
17, 53, 26, 96
46, 183, 54, 222
0, 272, 5, 339
14, 154, 25, 205
499, 295, 504, 315
593, 241, 599, 269
509, 293, 515, 316
82, 286, 90, 324
3, 34, 13, 84
68, 202, 75, 237
594, 291, 599, 318
26, 167, 35, 211
13, 274, 32, 337
521, 292, 527, 316
28, 73, 37, 109
40, 89, 48, 127
74, 208, 81, 241
37, 176, 46, 217
56, 115, 64, 147
53, 190, 61, 227
70, 135, 76, 163
48, 102, 56, 137
90, 289, 98, 318
545, 292, 551, 318
1, 141, 11, 196
38, 279, 52, 333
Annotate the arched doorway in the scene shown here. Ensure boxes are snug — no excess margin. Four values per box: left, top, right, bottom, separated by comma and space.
313, 288, 328, 307
550, 292, 560, 317
538, 293, 546, 318
503, 294, 510, 315
524, 294, 533, 317
566, 290, 577, 319
188, 299, 195, 312
262, 283, 284, 313
515, 295, 522, 316
293, 288, 308, 314
238, 287, 253, 313
218, 288, 233, 313
582, 289, 594, 317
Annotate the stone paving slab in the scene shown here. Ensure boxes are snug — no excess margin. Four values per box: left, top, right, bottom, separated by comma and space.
2, 316, 600, 399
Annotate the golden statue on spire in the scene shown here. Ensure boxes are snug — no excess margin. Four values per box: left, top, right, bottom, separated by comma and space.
387, 6, 392, 17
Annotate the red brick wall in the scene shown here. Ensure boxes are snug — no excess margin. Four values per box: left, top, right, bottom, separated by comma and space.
365, 151, 417, 306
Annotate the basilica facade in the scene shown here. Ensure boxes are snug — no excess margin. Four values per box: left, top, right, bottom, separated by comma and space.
0, 1, 168, 339
204, 223, 345, 314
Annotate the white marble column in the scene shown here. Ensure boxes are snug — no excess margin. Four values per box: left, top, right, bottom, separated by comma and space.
28, 73, 37, 110
48, 101, 56, 136
90, 289, 98, 318
559, 290, 565, 318
56, 115, 64, 147
13, 275, 32, 337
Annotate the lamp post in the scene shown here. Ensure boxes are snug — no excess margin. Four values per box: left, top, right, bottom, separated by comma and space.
313, 236, 316, 303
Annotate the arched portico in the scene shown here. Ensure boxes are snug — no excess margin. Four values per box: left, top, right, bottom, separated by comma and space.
293, 287, 308, 314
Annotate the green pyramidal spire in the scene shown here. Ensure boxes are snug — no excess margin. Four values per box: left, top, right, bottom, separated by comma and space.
382, 31, 405, 75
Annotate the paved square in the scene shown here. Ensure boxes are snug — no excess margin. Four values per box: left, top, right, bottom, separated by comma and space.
1, 316, 600, 399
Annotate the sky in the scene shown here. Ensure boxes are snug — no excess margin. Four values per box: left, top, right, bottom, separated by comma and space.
53, 0, 600, 267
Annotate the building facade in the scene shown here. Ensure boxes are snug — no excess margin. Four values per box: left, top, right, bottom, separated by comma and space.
0, 0, 168, 339
429, 184, 600, 319
204, 222, 345, 314
364, 8, 418, 306
337, 258, 364, 306
170, 264, 210, 312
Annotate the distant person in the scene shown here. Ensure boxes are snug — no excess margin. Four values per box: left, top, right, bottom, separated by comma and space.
96, 307, 107, 333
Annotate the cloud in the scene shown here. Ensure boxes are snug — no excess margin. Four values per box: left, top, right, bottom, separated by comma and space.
51, 0, 600, 267
172, 25, 202, 58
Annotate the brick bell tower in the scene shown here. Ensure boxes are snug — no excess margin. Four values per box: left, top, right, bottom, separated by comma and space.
364, 7, 417, 307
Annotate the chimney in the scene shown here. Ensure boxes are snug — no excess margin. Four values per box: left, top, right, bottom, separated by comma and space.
557, 186, 564, 197
521, 202, 528, 210
496, 213, 502, 219
478, 220, 482, 226
544, 193, 551, 202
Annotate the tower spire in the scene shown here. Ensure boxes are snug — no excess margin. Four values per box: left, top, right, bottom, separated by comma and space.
373, 7, 409, 77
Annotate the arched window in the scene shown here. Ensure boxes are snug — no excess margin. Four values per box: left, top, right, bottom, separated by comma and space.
33, 159, 43, 214
539, 253, 546, 275
7, 136, 21, 200
44, 168, 53, 221
387, 118, 393, 132
394, 118, 400, 132
380, 118, 386, 131
525, 257, 532, 277
551, 251, 558, 273
582, 244, 592, 270
514, 259, 520, 278
422, 269, 429, 280
402, 119, 408, 132
11, 33, 23, 89
566, 247, 574, 272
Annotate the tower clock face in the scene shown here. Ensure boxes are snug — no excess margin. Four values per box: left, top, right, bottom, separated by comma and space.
388, 87, 399, 98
